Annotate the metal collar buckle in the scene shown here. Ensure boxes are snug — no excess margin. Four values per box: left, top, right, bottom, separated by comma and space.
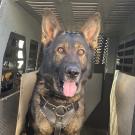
55, 105, 67, 117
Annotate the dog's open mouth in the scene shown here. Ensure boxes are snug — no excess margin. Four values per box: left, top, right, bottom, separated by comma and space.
59, 80, 78, 97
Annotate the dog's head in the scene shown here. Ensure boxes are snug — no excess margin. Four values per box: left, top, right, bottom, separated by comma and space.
39, 10, 101, 97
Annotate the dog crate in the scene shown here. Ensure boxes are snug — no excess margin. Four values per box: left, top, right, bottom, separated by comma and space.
0, 0, 135, 135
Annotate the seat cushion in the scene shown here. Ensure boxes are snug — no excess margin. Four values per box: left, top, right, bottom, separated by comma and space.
110, 71, 135, 135
115, 72, 135, 135
15, 71, 37, 135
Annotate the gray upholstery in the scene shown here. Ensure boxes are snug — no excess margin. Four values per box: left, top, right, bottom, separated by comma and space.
15, 71, 37, 135
110, 71, 135, 135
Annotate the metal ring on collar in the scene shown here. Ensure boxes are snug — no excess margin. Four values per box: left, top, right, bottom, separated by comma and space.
55, 105, 67, 117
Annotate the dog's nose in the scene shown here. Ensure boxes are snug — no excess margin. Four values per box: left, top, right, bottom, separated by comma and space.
65, 66, 80, 78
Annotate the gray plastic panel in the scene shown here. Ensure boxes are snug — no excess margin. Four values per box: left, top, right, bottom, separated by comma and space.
0, 92, 19, 135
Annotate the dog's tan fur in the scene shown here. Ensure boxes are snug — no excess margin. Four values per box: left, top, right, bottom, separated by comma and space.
26, 10, 101, 135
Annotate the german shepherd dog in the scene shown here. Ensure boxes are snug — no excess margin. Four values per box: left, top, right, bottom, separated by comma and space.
26, 10, 101, 135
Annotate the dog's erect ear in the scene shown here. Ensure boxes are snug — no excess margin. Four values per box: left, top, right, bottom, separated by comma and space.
41, 10, 62, 46
81, 12, 101, 49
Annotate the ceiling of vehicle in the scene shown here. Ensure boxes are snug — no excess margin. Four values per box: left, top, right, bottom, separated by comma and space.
16, 0, 135, 37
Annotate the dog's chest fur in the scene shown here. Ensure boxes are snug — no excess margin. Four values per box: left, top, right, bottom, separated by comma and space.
30, 82, 85, 135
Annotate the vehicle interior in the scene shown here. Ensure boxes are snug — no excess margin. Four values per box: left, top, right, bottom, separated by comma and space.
0, 0, 135, 135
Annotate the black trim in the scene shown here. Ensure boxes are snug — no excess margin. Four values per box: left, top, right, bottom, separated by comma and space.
94, 64, 105, 73
131, 106, 135, 135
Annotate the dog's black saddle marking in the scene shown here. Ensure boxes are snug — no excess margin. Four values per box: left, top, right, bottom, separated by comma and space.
40, 95, 79, 135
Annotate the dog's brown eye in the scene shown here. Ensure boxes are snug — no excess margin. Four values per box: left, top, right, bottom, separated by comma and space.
78, 49, 85, 56
57, 47, 65, 54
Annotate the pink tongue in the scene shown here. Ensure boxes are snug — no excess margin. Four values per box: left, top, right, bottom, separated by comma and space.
63, 81, 77, 97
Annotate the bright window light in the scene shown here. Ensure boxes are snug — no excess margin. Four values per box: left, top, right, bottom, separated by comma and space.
18, 50, 23, 59
17, 61, 24, 69
18, 40, 24, 49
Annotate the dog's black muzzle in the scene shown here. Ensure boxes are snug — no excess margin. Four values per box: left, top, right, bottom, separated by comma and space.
65, 65, 81, 80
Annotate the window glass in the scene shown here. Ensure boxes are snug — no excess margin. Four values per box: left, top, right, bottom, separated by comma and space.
116, 39, 135, 75
27, 40, 38, 72
1, 32, 26, 96
17, 60, 24, 69
18, 50, 23, 59
18, 40, 24, 49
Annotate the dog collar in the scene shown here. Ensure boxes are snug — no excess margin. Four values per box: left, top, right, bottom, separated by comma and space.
39, 95, 79, 135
